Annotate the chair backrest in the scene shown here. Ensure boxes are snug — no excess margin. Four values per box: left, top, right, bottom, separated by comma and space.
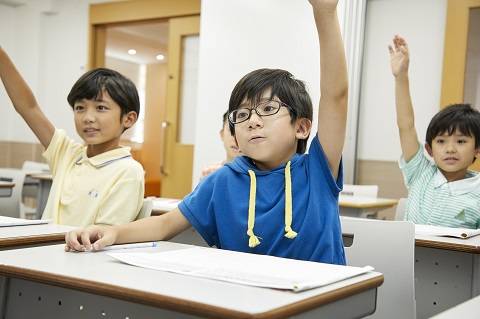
135, 197, 153, 220
21, 160, 50, 174
341, 184, 378, 198
341, 216, 416, 319
395, 198, 408, 221
0, 168, 27, 218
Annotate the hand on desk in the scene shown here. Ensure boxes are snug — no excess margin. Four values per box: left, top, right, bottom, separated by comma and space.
65, 225, 117, 252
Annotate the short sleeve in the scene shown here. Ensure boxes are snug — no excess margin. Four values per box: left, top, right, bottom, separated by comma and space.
399, 144, 433, 188
42, 129, 80, 176
178, 176, 218, 247
95, 177, 145, 225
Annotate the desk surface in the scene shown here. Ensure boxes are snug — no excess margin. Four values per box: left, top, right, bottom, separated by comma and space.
338, 196, 398, 209
0, 242, 383, 318
0, 223, 73, 249
27, 173, 53, 181
0, 181, 14, 189
415, 232, 480, 253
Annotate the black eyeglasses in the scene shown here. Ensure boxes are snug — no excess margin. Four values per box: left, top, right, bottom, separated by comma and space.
228, 100, 292, 124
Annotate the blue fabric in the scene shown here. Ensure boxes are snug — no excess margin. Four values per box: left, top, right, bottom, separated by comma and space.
179, 135, 346, 265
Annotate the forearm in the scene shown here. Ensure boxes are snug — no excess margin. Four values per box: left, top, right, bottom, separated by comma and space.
314, 9, 348, 102
114, 209, 189, 244
395, 75, 415, 130
395, 74, 419, 160
0, 48, 40, 115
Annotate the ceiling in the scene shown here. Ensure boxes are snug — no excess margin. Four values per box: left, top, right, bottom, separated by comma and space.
106, 21, 169, 65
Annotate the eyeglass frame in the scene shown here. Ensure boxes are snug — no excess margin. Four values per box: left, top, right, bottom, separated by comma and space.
227, 100, 295, 125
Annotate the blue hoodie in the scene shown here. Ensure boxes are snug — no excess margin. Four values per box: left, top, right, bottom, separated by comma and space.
179, 135, 346, 264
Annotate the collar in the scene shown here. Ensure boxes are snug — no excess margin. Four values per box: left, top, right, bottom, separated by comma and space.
75, 147, 132, 168
433, 168, 480, 195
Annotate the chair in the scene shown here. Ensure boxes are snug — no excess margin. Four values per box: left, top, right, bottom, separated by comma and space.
341, 184, 378, 197
395, 198, 408, 221
0, 168, 27, 218
21, 161, 49, 174
341, 216, 416, 319
135, 198, 153, 220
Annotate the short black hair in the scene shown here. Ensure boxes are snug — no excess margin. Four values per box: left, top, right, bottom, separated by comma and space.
228, 68, 313, 153
426, 104, 480, 148
67, 68, 140, 118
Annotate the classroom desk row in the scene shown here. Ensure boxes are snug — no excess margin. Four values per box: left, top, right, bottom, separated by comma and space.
0, 223, 383, 319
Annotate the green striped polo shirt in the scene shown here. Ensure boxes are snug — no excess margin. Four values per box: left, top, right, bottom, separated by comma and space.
400, 145, 480, 229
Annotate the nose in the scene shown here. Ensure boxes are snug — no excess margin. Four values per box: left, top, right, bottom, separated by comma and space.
445, 142, 456, 153
247, 109, 263, 128
83, 108, 95, 124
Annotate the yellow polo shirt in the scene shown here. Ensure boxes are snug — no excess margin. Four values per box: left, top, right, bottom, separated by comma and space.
41, 129, 144, 227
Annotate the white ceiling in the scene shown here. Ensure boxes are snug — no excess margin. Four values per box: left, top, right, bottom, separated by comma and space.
106, 21, 169, 65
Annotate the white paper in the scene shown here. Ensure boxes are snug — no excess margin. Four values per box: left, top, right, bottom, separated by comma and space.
415, 224, 480, 239
108, 247, 373, 292
0, 216, 50, 227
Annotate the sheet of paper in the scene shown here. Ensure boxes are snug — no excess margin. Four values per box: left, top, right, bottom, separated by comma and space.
0, 216, 50, 227
415, 224, 480, 239
108, 246, 373, 292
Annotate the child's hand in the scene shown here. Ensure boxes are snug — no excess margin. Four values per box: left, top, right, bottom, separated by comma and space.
389, 35, 410, 78
308, 0, 338, 11
65, 225, 117, 252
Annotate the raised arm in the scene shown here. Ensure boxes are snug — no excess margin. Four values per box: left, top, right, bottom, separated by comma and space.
0, 47, 54, 148
388, 35, 419, 162
310, 0, 348, 179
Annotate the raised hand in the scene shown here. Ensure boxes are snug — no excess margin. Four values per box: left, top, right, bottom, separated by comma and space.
389, 35, 410, 78
308, 0, 339, 11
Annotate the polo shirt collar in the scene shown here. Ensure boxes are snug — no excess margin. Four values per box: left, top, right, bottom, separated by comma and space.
433, 168, 480, 195
75, 146, 132, 168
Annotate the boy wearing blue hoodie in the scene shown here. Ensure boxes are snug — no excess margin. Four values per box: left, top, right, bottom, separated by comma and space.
66, 0, 348, 265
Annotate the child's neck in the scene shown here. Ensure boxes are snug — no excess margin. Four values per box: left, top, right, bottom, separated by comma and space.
440, 168, 469, 182
86, 140, 121, 157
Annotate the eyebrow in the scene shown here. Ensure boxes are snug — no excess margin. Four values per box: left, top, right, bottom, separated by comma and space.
238, 98, 277, 108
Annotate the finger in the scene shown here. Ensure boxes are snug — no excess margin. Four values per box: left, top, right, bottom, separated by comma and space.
388, 45, 394, 55
92, 232, 114, 251
81, 230, 93, 251
66, 230, 84, 252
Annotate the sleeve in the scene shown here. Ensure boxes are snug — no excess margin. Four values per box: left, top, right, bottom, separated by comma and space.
398, 144, 433, 188
42, 129, 80, 176
94, 172, 145, 225
178, 176, 218, 247
308, 135, 343, 196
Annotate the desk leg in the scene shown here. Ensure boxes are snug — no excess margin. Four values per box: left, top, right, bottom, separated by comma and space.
0, 276, 10, 317
35, 180, 52, 219
415, 246, 473, 319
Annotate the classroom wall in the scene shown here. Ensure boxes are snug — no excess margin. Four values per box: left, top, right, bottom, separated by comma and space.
193, 0, 345, 185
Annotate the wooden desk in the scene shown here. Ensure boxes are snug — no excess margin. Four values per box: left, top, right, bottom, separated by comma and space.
0, 242, 383, 318
414, 231, 480, 318
0, 181, 14, 197
0, 223, 73, 250
27, 173, 52, 219
430, 294, 480, 318
339, 196, 398, 218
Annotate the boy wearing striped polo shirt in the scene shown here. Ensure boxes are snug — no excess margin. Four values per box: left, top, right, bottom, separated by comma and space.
389, 35, 480, 228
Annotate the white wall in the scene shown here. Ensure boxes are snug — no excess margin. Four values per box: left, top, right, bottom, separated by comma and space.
193, 0, 346, 184
357, 0, 447, 161
0, 0, 108, 144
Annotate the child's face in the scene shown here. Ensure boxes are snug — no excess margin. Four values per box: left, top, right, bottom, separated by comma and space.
73, 90, 136, 155
427, 130, 480, 178
232, 90, 310, 170
220, 121, 240, 161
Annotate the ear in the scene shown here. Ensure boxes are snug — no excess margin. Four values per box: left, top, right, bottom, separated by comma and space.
219, 128, 224, 139
295, 118, 312, 140
475, 148, 480, 160
122, 111, 138, 129
425, 143, 433, 157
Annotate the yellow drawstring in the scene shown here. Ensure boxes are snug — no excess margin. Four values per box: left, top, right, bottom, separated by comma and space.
247, 170, 261, 248
284, 161, 297, 239
246, 161, 296, 248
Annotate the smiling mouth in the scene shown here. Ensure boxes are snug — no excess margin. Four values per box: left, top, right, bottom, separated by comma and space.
84, 128, 99, 133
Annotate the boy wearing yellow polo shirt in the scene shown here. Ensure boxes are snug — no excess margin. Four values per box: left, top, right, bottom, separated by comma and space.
0, 48, 144, 227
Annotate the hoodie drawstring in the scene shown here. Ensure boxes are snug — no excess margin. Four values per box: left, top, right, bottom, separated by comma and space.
246, 161, 297, 248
